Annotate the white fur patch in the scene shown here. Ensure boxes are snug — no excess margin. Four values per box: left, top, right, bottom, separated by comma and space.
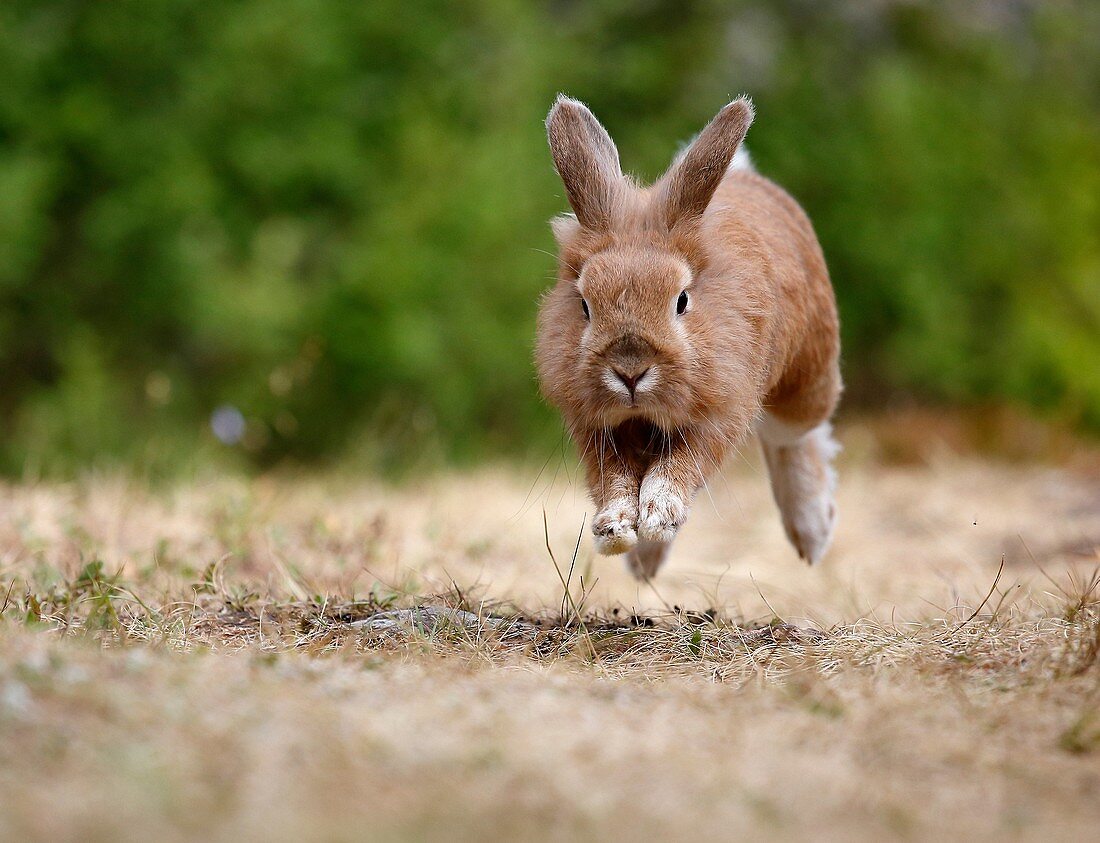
728, 145, 753, 172
602, 369, 631, 399
809, 421, 841, 495
635, 366, 657, 394
791, 424, 839, 564
592, 496, 638, 555
602, 367, 660, 401
760, 420, 840, 565
756, 410, 813, 446
637, 472, 687, 543
672, 141, 753, 174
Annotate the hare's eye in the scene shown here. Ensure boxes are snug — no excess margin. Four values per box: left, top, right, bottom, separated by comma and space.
581, 298, 590, 320
676, 290, 689, 315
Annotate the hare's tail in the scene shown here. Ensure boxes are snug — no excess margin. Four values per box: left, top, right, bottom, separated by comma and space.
728, 145, 754, 172
671, 140, 753, 172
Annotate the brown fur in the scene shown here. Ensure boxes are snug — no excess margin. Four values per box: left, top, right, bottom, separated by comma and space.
536, 95, 841, 575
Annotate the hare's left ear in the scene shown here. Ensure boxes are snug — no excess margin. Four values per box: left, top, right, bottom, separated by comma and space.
659, 97, 753, 229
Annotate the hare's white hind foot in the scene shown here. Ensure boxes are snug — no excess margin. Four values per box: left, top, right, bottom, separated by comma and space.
625, 539, 671, 581
592, 497, 639, 555
759, 418, 839, 565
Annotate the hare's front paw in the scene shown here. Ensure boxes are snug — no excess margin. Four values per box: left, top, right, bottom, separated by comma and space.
592, 498, 638, 555
638, 473, 687, 543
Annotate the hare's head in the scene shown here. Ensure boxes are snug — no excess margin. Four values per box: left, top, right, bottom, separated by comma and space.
537, 95, 753, 430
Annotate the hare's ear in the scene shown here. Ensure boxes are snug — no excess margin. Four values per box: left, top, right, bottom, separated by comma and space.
546, 95, 623, 230
660, 97, 753, 229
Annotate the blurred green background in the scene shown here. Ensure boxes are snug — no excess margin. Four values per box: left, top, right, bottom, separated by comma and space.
1, 0, 1098, 475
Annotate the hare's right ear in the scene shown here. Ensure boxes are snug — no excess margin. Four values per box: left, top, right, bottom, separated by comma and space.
546, 95, 623, 231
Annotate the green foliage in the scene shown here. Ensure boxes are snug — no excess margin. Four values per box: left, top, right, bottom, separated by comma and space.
0, 1, 1097, 474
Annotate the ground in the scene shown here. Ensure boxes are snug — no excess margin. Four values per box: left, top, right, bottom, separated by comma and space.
0, 429, 1098, 842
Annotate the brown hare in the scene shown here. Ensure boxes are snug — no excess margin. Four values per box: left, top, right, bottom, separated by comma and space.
536, 95, 841, 579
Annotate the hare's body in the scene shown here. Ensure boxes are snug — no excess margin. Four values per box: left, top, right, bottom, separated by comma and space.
536, 96, 840, 578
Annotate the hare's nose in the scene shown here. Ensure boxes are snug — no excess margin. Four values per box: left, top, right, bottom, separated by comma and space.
613, 367, 650, 396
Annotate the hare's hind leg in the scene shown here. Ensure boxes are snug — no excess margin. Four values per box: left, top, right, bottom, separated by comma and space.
758, 415, 840, 565
625, 539, 671, 581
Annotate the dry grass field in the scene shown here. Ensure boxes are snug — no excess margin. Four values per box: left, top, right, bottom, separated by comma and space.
1, 426, 1099, 842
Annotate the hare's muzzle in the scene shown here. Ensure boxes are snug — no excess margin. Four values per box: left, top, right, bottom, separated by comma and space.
604, 334, 657, 400
612, 366, 650, 397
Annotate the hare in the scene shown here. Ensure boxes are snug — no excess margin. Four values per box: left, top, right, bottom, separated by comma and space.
535, 95, 841, 579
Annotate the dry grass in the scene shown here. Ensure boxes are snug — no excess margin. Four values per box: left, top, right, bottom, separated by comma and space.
1, 442, 1099, 841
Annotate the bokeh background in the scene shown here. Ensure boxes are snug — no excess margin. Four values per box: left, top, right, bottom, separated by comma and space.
1, 0, 1098, 476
